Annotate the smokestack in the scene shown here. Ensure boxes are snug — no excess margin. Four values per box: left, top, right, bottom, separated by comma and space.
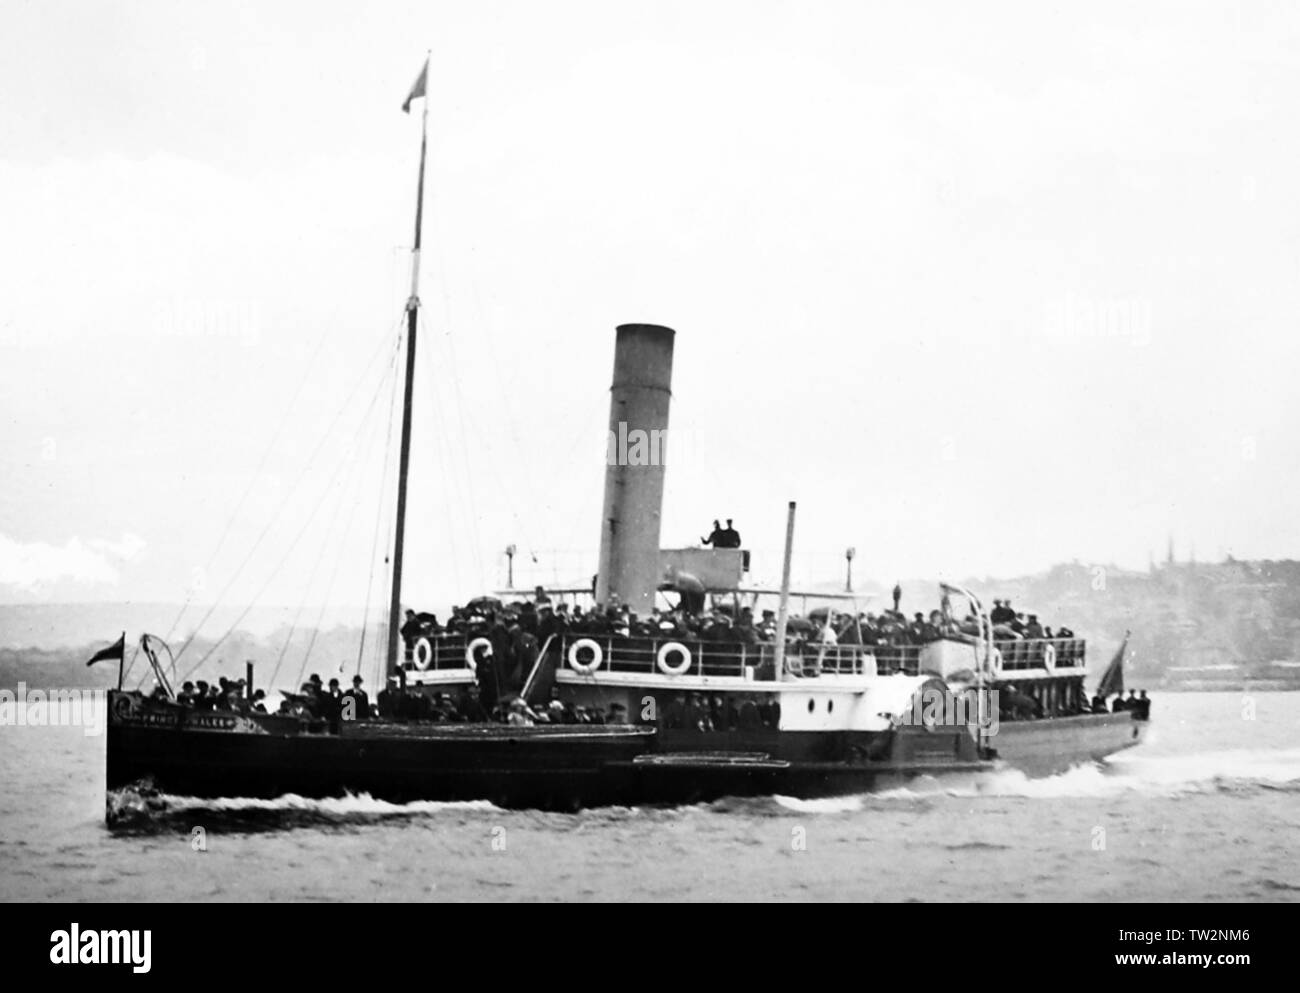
596, 323, 675, 616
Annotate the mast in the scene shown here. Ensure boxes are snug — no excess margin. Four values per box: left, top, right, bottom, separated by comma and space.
386, 55, 431, 675
773, 501, 796, 681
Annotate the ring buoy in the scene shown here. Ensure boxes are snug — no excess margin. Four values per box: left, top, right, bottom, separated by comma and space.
465, 636, 493, 670
656, 641, 692, 677
413, 637, 433, 670
1043, 643, 1057, 673
567, 638, 603, 675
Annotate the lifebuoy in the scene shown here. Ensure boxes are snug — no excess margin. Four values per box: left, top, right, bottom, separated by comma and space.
656, 641, 692, 677
413, 637, 433, 670
1043, 643, 1057, 673
466, 636, 493, 670
567, 638, 603, 675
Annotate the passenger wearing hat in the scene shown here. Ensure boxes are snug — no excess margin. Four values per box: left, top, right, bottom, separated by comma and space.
338, 675, 365, 722
318, 680, 342, 730
296, 681, 321, 719
455, 683, 487, 723
720, 518, 741, 548
348, 674, 369, 714
700, 519, 725, 547
907, 613, 928, 644
224, 679, 245, 711
399, 608, 422, 648
377, 677, 401, 719
506, 697, 537, 726
177, 681, 197, 707
193, 680, 213, 711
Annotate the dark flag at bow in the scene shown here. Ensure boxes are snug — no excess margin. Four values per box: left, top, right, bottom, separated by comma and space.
85, 632, 126, 667
1095, 631, 1128, 700
402, 57, 428, 113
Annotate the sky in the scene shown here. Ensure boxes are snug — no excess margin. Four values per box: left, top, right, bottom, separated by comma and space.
2, 0, 1299, 623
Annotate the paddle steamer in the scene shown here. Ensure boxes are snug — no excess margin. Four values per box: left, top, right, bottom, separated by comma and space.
103, 65, 1147, 817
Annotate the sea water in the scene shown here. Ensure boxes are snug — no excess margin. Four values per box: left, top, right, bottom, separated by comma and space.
1, 691, 1297, 901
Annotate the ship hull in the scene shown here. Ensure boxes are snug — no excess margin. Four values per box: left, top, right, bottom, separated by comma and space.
106, 720, 653, 811
989, 711, 1147, 777
104, 691, 993, 812
103, 692, 1147, 816
105, 723, 987, 812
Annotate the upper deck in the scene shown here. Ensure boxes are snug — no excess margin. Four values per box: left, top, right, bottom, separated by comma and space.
397, 631, 1088, 689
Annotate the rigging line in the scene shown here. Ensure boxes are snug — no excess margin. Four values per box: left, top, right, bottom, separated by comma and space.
356, 345, 402, 676
360, 359, 400, 689
418, 328, 465, 592
428, 252, 484, 581
440, 326, 485, 581
174, 344, 402, 686
420, 223, 471, 589
266, 400, 376, 692
166, 331, 334, 636
121, 328, 338, 689
370, 440, 397, 687
292, 367, 393, 691
432, 330, 491, 587
171, 329, 401, 665
175, 364, 394, 691
362, 456, 397, 687
214, 337, 399, 670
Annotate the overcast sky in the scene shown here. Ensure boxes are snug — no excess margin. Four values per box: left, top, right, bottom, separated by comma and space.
3, 0, 1299, 619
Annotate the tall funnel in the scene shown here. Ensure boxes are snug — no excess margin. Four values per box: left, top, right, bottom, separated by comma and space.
595, 323, 675, 616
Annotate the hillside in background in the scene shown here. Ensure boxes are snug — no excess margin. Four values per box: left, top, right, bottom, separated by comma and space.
954, 556, 1300, 687
0, 619, 385, 692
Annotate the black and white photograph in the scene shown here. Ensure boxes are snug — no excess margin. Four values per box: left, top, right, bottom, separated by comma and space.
0, 0, 1294, 939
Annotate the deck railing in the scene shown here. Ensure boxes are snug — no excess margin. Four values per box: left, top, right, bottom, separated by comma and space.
554, 636, 920, 680
994, 637, 1086, 672
400, 634, 487, 672
402, 633, 1085, 680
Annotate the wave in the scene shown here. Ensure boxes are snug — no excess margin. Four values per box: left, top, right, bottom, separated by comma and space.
772, 795, 866, 814
767, 747, 1300, 809
869, 747, 1300, 802
105, 781, 499, 834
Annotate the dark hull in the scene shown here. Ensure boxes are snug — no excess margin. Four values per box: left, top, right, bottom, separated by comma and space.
990, 711, 1147, 777
104, 693, 1146, 814
107, 720, 654, 810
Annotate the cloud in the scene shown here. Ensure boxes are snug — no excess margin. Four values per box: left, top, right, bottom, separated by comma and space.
88, 532, 147, 562
0, 532, 146, 590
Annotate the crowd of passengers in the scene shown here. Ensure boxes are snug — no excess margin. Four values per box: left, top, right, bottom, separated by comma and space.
166, 676, 273, 713
162, 673, 369, 720
144, 587, 1108, 728
399, 588, 1076, 655
998, 682, 1152, 721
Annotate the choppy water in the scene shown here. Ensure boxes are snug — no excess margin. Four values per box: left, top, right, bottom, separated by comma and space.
1, 691, 1297, 901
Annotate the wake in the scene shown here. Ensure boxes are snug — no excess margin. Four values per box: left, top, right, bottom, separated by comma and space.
105, 781, 499, 833
861, 746, 1300, 803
